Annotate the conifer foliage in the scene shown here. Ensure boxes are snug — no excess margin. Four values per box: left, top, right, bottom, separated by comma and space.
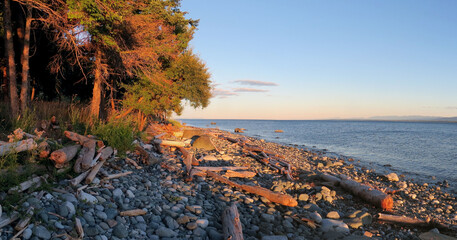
1, 0, 211, 121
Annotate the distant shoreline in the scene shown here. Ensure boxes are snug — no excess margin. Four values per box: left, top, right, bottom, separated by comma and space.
179, 118, 457, 124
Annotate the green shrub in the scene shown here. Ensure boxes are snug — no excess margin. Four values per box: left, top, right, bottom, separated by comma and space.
12, 108, 37, 133
92, 118, 137, 157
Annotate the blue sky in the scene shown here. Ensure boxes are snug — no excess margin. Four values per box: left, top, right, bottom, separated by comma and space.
178, 0, 457, 120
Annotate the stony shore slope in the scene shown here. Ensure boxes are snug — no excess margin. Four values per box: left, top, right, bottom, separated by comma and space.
0, 125, 456, 240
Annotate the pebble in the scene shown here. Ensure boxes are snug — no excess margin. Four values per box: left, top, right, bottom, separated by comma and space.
186, 221, 198, 230
113, 188, 123, 198
386, 172, 399, 182
196, 219, 209, 228
113, 223, 128, 238
298, 193, 309, 201
79, 191, 98, 204
320, 219, 350, 233
326, 211, 340, 219
309, 212, 322, 223
23, 228, 32, 239
261, 236, 288, 240
33, 225, 51, 239
156, 226, 178, 238
261, 213, 275, 223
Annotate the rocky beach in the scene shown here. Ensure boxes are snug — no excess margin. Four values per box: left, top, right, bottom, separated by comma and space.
0, 124, 456, 240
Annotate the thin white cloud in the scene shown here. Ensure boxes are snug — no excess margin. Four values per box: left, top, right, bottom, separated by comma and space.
233, 88, 269, 93
446, 106, 457, 110
234, 80, 279, 86
212, 88, 238, 98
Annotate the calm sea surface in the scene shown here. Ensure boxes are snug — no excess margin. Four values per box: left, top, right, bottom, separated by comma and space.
181, 119, 457, 188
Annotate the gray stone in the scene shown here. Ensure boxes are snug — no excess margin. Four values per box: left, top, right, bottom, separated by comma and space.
303, 203, 322, 213
262, 236, 288, 240
99, 222, 110, 230
83, 212, 95, 223
113, 188, 123, 198
96, 211, 108, 221
79, 191, 98, 204
196, 219, 209, 228
126, 189, 135, 198
309, 212, 322, 223
33, 225, 51, 239
105, 208, 118, 219
320, 219, 350, 233
207, 228, 224, 240
23, 228, 33, 239
156, 226, 178, 238
54, 221, 65, 230
63, 201, 75, 217
85, 226, 99, 237
261, 213, 275, 223
113, 223, 129, 238
164, 215, 178, 229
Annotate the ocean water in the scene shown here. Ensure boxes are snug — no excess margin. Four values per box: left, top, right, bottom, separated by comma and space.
181, 119, 457, 189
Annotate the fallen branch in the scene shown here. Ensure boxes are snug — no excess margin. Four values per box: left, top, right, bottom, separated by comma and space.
75, 217, 84, 238
222, 203, 244, 240
120, 209, 147, 217
104, 171, 133, 180
206, 171, 297, 207
194, 166, 249, 172
125, 158, 142, 169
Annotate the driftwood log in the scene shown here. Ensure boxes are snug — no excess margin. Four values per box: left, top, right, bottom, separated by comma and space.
99, 146, 114, 161
222, 203, 244, 240
71, 171, 90, 187
0, 211, 19, 228
377, 213, 450, 230
120, 209, 147, 217
206, 171, 298, 207
8, 175, 47, 194
85, 160, 106, 184
75, 217, 84, 238
0, 139, 37, 157
153, 139, 186, 147
64, 131, 97, 171
104, 171, 133, 180
194, 166, 249, 172
338, 174, 393, 211
50, 145, 81, 168
224, 170, 256, 178
14, 207, 34, 231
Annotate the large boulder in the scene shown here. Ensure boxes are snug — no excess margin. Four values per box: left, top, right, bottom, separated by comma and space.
182, 129, 204, 139
192, 135, 216, 151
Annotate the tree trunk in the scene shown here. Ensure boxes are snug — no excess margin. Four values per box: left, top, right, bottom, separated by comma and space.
90, 48, 103, 119
20, 5, 32, 113
3, 0, 19, 117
